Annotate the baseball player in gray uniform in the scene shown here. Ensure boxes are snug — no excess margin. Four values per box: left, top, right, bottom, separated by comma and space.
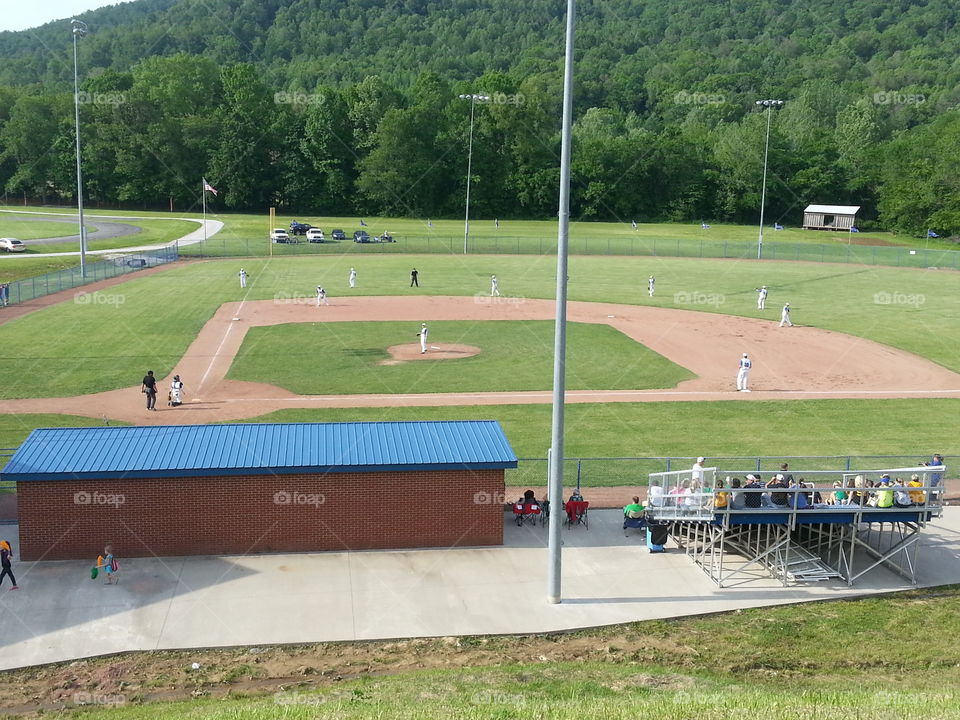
756, 285, 767, 309
779, 302, 792, 327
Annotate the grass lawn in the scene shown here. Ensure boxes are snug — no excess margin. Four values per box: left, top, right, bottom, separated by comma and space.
228, 321, 693, 394
0, 254, 958, 400
17, 585, 960, 717
0, 256, 90, 283
31, 219, 198, 254
243, 399, 958, 484
0, 214, 97, 240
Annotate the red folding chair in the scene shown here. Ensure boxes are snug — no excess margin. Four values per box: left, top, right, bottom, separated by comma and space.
563, 500, 589, 529
513, 502, 542, 526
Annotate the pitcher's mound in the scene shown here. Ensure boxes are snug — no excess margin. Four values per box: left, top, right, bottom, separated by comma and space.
379, 343, 481, 365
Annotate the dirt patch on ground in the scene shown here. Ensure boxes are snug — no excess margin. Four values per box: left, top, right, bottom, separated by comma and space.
378, 343, 481, 365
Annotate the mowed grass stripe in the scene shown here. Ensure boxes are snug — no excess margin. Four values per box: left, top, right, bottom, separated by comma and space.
227, 321, 693, 395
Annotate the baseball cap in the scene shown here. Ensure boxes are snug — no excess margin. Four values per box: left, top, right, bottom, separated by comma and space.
697, 456, 705, 463
742, 353, 748, 357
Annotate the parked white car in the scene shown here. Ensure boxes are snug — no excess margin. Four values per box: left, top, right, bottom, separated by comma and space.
270, 228, 290, 243
306, 228, 325, 242
0, 238, 25, 252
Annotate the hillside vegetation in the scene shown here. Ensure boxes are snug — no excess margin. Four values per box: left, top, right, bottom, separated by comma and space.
0, 0, 958, 234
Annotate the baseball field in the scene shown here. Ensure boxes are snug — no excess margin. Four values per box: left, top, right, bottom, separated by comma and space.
0, 220, 957, 473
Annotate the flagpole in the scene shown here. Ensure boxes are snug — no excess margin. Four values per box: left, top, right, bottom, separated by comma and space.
202, 179, 207, 246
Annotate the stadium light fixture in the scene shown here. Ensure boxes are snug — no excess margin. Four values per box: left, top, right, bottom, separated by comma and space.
755, 99, 783, 260
72, 19, 89, 278
457, 93, 490, 254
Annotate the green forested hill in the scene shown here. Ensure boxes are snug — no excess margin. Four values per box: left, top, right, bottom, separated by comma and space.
1, 0, 959, 233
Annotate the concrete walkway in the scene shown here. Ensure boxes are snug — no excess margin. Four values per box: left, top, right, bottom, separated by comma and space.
1, 508, 959, 670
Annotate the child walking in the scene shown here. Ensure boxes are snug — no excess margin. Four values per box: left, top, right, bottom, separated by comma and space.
102, 544, 119, 585
0, 540, 19, 590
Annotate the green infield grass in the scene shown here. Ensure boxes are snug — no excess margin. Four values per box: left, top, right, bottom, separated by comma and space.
228, 321, 693, 394
21, 585, 960, 718
0, 254, 957, 400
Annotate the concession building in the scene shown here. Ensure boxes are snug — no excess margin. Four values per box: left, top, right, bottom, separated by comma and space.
4, 421, 517, 561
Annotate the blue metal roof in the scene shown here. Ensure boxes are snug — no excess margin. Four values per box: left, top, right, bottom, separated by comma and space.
2, 421, 518, 481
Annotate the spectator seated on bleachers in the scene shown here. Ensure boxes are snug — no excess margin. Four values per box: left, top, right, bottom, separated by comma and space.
767, 474, 789, 507
713, 479, 729, 509
743, 475, 764, 509
907, 474, 926, 504
729, 478, 745, 509
893, 478, 914, 508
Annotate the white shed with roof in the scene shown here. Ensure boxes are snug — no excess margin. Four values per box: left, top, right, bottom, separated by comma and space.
803, 204, 860, 230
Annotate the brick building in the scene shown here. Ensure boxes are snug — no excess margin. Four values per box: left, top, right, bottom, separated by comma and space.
4, 421, 517, 561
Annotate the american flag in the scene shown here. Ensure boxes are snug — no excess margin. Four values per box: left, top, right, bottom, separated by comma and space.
202, 178, 218, 196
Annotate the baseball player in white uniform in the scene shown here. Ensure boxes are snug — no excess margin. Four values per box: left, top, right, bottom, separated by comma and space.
779, 302, 792, 327
349, 268, 357, 288
737, 353, 752, 391
418, 323, 428, 353
648, 276, 655, 297
316, 286, 329, 306
491, 275, 500, 297
238, 268, 247, 288
756, 285, 767, 309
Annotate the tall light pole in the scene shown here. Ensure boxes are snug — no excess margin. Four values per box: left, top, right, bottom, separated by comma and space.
755, 99, 783, 260
72, 19, 89, 278
458, 93, 489, 254
547, 0, 576, 605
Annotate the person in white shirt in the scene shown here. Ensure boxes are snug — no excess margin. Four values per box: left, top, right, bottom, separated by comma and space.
349, 268, 357, 288
491, 275, 500, 297
691, 457, 706, 484
756, 285, 767, 309
316, 286, 329, 306
779, 302, 793, 327
737, 353, 752, 392
648, 276, 655, 297
418, 323, 428, 353
238, 268, 247, 288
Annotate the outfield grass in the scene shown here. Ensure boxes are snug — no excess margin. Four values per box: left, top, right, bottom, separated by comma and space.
33, 585, 960, 718
243, 399, 958, 483
0, 254, 957, 400
228, 321, 693, 394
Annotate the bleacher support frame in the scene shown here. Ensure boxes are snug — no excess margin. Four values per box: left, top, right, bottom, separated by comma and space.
647, 465, 943, 588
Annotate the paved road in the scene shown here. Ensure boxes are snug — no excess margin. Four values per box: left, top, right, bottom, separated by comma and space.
0, 214, 143, 244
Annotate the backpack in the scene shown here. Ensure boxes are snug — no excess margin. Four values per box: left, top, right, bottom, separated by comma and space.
110, 557, 119, 572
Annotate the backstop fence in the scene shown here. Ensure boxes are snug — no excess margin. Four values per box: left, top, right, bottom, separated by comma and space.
180, 233, 960, 271
1, 245, 179, 307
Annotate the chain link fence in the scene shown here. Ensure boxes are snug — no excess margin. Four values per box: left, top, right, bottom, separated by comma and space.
505, 455, 951, 488
2, 246, 179, 306
180, 233, 960, 271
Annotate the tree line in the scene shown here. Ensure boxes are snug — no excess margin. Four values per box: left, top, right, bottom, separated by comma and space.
0, 0, 958, 234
